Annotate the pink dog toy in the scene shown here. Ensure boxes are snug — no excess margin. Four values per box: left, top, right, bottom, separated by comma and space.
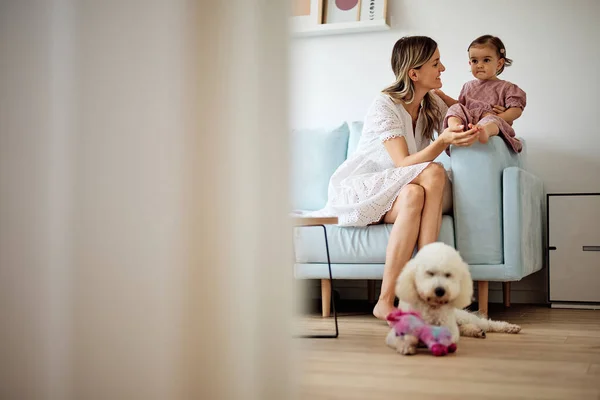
387, 309, 457, 356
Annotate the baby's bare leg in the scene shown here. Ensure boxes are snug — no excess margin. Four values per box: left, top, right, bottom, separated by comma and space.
478, 113, 500, 143
479, 122, 499, 144
447, 116, 464, 130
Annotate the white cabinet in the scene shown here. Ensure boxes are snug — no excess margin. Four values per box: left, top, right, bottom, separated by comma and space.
548, 194, 600, 307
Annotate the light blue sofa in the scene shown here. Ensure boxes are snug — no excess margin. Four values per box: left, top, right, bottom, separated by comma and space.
291, 121, 545, 316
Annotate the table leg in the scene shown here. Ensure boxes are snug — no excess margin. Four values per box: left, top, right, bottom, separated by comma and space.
294, 224, 339, 339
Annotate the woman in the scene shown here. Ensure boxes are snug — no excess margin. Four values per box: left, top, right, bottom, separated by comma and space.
321, 36, 481, 320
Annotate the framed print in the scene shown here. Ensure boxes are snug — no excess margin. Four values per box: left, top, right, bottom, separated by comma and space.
291, 0, 389, 36
359, 0, 387, 22
323, 0, 360, 24
291, 0, 324, 30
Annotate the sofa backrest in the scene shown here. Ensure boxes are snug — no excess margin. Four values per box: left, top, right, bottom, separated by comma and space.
290, 120, 454, 211
290, 122, 350, 211
346, 121, 363, 158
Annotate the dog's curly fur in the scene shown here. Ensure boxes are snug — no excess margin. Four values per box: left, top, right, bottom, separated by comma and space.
386, 242, 521, 354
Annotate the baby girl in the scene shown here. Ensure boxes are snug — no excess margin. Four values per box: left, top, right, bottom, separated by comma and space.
436, 35, 526, 153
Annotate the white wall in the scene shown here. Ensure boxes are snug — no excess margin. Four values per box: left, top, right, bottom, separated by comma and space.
291, 0, 600, 194
291, 0, 600, 303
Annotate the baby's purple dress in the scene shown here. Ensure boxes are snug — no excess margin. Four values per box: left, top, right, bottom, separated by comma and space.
443, 79, 527, 153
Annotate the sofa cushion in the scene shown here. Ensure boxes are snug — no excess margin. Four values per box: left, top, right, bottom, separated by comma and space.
294, 262, 385, 280
293, 215, 455, 264
291, 122, 349, 211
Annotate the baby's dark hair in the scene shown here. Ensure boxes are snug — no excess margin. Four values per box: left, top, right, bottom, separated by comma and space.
468, 35, 513, 75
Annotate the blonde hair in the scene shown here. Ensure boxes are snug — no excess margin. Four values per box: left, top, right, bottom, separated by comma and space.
382, 36, 442, 141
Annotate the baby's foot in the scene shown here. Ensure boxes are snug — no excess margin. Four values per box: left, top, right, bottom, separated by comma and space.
478, 128, 489, 144
479, 122, 499, 144
373, 301, 396, 322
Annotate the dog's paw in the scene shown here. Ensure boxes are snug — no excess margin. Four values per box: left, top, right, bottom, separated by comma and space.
506, 324, 521, 334
385, 330, 398, 348
399, 344, 417, 355
459, 323, 486, 338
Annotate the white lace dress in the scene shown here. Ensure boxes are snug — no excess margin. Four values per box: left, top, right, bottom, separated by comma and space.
309, 91, 448, 227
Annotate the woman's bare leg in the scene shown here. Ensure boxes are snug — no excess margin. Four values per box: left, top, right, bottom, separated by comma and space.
411, 163, 447, 250
435, 172, 453, 234
372, 184, 424, 320
442, 172, 453, 215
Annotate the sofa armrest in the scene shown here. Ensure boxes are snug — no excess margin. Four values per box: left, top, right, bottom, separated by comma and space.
450, 136, 522, 265
502, 166, 545, 279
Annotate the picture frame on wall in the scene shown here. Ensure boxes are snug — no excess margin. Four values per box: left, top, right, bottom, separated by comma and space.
323, 0, 360, 24
323, 0, 387, 24
358, 0, 387, 22
291, 0, 324, 31
290, 0, 389, 37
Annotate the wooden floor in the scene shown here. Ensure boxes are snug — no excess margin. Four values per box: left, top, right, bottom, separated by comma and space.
294, 305, 600, 400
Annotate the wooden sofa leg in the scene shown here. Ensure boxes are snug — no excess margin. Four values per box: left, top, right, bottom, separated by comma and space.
478, 281, 489, 316
503, 282, 511, 308
321, 279, 331, 318
367, 280, 376, 303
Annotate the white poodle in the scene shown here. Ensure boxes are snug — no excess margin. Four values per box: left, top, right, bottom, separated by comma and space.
386, 242, 521, 355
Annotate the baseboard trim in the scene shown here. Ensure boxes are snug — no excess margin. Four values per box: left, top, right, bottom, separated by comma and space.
485, 289, 546, 305
550, 303, 600, 310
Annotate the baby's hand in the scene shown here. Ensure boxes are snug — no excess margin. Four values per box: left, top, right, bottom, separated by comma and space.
492, 104, 506, 114
491, 105, 514, 125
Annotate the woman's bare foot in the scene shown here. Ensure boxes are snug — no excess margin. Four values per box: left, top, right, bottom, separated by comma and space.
373, 300, 396, 321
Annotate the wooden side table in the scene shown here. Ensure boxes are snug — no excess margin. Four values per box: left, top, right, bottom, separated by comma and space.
291, 215, 339, 338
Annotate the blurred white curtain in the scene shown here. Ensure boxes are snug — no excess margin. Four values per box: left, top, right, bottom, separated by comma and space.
0, 1, 294, 399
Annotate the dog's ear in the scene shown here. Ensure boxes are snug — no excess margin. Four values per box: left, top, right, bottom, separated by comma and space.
395, 259, 419, 304
452, 261, 474, 309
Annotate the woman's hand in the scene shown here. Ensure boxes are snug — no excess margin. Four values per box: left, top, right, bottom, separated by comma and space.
440, 124, 481, 147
